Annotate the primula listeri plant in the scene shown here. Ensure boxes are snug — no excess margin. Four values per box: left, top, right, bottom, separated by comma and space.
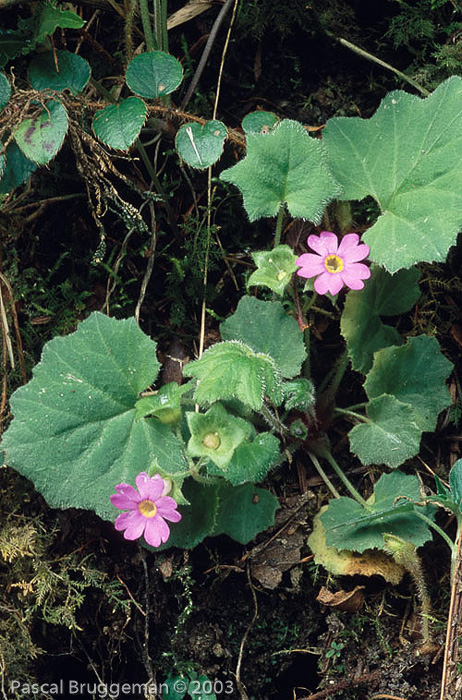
1, 79, 460, 558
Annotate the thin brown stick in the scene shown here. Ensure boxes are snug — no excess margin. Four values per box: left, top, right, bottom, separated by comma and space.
440, 519, 462, 700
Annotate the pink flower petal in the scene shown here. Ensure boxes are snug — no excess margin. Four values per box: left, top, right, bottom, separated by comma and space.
144, 515, 171, 547
296, 253, 326, 277
110, 483, 140, 509
340, 263, 371, 290
114, 510, 146, 540
135, 472, 164, 501
314, 271, 345, 296
307, 231, 339, 257
337, 234, 370, 263
156, 498, 181, 523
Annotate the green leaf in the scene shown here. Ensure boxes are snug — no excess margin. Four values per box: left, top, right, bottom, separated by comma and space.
0, 31, 31, 68
0, 73, 11, 111
2, 312, 189, 522
321, 471, 434, 552
449, 459, 462, 509
134, 382, 183, 425
155, 479, 219, 551
29, 50, 91, 94
188, 675, 217, 700
349, 395, 422, 468
125, 51, 183, 98
324, 76, 462, 272
0, 142, 37, 194
341, 265, 421, 373
220, 296, 306, 379
220, 119, 342, 222
248, 245, 299, 294
31, 5, 85, 43
175, 120, 227, 169
207, 431, 280, 485
14, 100, 68, 165
183, 340, 283, 411
186, 403, 252, 469
93, 97, 147, 150
213, 482, 279, 544
282, 378, 316, 412
364, 335, 453, 431
241, 111, 278, 134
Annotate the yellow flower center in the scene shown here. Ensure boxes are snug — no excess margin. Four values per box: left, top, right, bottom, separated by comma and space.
138, 499, 157, 518
324, 254, 344, 274
202, 432, 221, 450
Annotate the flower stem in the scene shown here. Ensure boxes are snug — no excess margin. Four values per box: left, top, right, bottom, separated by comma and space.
313, 443, 369, 507
139, 0, 157, 50
307, 450, 341, 499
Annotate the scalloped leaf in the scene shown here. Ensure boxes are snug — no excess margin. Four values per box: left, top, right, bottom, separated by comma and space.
14, 100, 68, 165
364, 335, 453, 431
125, 51, 183, 98
212, 482, 279, 544
324, 76, 462, 272
248, 245, 299, 294
155, 479, 219, 551
183, 340, 283, 411
93, 97, 147, 150
1, 312, 189, 522
220, 119, 342, 222
341, 265, 421, 373
29, 50, 91, 94
349, 394, 422, 468
220, 296, 306, 378
0, 72, 11, 111
175, 120, 227, 169
321, 471, 434, 553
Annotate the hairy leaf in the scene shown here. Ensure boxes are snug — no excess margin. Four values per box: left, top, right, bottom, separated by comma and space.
183, 340, 283, 410
2, 312, 189, 522
220, 119, 342, 221
341, 265, 421, 373
321, 471, 434, 552
220, 296, 306, 378
248, 245, 299, 294
349, 395, 422, 468
324, 77, 462, 272
212, 483, 279, 544
365, 335, 453, 431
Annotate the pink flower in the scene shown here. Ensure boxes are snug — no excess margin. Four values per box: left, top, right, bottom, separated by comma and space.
296, 231, 370, 296
110, 472, 181, 547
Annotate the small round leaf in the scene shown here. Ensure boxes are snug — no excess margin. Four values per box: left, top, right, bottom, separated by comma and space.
93, 97, 147, 150
29, 50, 91, 95
242, 111, 278, 134
175, 120, 227, 169
0, 73, 11, 111
125, 51, 183, 98
14, 100, 68, 165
